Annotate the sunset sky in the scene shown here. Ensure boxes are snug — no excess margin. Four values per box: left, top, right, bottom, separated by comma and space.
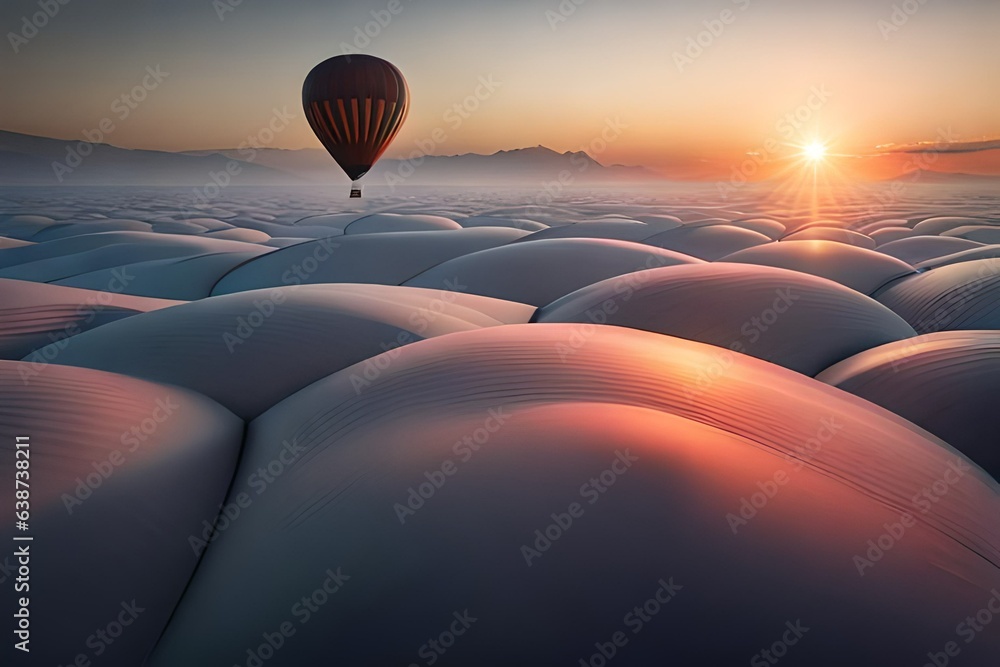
2, 0, 998, 180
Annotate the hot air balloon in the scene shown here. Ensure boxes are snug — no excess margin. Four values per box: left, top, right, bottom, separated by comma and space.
302, 55, 410, 198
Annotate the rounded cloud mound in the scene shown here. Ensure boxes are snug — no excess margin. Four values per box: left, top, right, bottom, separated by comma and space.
203, 227, 272, 243
673, 216, 732, 228
633, 213, 684, 228
817, 331, 1000, 478
171, 217, 236, 232
877, 236, 984, 265
870, 227, 917, 246
876, 259, 1000, 332
0, 236, 33, 248
728, 217, 786, 239
0, 278, 181, 359
857, 219, 910, 235
912, 216, 986, 236
916, 245, 1000, 271
151, 220, 218, 234
404, 238, 703, 306
343, 213, 462, 234
0, 231, 265, 283
231, 218, 349, 240
536, 263, 916, 375
55, 248, 271, 299
0, 360, 243, 667
642, 225, 771, 260
28, 218, 154, 240
148, 326, 1000, 666
41, 284, 533, 419
720, 240, 914, 294
941, 225, 1000, 245
781, 227, 876, 249
0, 213, 59, 239
458, 215, 548, 231
211, 228, 526, 295
287, 213, 359, 229
515, 220, 666, 243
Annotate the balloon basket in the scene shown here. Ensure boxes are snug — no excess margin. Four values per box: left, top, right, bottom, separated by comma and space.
349, 183, 363, 199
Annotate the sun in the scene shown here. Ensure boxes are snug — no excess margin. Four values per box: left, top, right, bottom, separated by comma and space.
803, 141, 827, 162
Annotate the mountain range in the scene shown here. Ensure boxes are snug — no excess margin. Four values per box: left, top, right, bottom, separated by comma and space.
0, 130, 660, 187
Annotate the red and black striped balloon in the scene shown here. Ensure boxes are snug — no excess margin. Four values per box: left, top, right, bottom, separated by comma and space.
302, 55, 410, 182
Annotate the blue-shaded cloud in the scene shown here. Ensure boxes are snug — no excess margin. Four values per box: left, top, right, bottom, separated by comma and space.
877, 139, 1000, 155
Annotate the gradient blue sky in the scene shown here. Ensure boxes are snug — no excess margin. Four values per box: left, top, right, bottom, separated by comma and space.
1, 0, 997, 178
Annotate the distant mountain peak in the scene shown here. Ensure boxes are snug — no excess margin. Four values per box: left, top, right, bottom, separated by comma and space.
491, 145, 561, 156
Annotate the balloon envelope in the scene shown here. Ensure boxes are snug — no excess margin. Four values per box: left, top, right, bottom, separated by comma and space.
302, 55, 409, 182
